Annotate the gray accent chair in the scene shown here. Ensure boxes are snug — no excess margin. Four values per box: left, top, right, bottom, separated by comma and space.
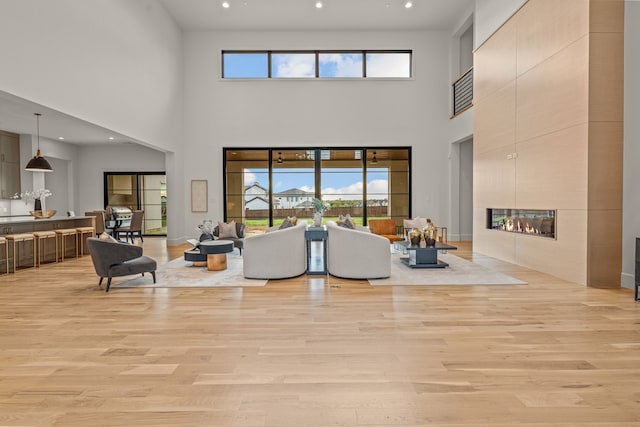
326, 221, 391, 279
86, 237, 157, 292
213, 222, 245, 254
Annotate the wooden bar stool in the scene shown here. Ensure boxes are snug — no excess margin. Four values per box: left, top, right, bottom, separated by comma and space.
5, 233, 36, 273
76, 226, 95, 256
0, 236, 8, 276
55, 229, 78, 261
33, 231, 58, 267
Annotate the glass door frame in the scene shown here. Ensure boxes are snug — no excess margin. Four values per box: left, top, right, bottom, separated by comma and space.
103, 171, 167, 236
223, 147, 411, 227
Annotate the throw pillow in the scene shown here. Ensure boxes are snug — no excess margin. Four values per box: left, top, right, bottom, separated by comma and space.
279, 218, 294, 230
99, 232, 119, 243
344, 214, 356, 229
218, 221, 238, 238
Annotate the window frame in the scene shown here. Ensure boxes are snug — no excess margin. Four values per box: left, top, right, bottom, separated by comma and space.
221, 50, 412, 79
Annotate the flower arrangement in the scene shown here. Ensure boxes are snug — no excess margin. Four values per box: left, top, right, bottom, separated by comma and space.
13, 188, 52, 207
12, 188, 54, 217
311, 198, 330, 214
195, 220, 215, 238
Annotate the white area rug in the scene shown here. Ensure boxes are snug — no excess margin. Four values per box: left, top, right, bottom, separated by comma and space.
369, 252, 527, 286
110, 253, 267, 288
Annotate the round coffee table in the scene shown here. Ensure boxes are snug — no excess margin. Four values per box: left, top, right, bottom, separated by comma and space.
184, 248, 207, 267
198, 240, 234, 271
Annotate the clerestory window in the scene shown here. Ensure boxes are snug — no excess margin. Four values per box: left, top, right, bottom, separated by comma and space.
222, 50, 412, 79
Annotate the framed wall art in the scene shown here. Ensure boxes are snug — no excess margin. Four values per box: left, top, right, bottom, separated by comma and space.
191, 179, 208, 213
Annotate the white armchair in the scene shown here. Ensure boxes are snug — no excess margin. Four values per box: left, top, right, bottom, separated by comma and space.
243, 221, 308, 279
326, 221, 391, 279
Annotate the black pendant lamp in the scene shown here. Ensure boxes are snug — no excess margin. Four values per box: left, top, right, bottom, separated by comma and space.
25, 113, 53, 172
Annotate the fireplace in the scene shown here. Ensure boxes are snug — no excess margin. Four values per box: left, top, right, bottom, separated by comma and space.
486, 208, 556, 239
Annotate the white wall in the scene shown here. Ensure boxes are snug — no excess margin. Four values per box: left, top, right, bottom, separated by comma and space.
0, 0, 184, 242
474, 0, 527, 48
0, 0, 183, 153
182, 30, 455, 235
621, 0, 640, 290
75, 144, 165, 216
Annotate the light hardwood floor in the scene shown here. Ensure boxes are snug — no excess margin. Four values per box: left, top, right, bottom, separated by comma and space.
0, 238, 638, 426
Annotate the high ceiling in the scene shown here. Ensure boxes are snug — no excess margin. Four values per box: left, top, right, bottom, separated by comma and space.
1, 0, 474, 146
160, 0, 474, 32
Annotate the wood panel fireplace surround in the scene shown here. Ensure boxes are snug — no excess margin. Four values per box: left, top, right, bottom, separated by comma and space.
486, 209, 556, 239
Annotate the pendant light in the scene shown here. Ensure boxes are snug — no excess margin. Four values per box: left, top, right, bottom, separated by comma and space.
25, 113, 53, 172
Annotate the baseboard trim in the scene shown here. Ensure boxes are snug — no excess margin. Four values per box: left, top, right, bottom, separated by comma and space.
620, 272, 634, 290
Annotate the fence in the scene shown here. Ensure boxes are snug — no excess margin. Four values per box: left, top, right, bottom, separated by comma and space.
244, 206, 390, 219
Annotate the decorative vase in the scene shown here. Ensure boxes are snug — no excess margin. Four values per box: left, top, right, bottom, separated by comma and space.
34, 198, 42, 212
313, 212, 323, 227
423, 219, 438, 247
199, 233, 214, 242
409, 228, 422, 247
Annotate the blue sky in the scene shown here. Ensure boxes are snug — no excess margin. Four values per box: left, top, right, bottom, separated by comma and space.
244, 168, 389, 200
224, 52, 410, 78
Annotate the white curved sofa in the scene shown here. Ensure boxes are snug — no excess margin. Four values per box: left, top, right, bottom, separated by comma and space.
326, 221, 391, 279
243, 221, 308, 279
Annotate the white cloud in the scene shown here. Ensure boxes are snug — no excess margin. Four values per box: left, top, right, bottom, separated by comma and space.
366, 53, 410, 77
322, 179, 388, 200
243, 169, 257, 185
319, 53, 362, 77
273, 54, 315, 78
366, 179, 389, 196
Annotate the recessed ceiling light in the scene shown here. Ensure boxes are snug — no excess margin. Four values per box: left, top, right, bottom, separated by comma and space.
58, 137, 64, 140
222, 1, 230, 8
405, 1, 412, 8
315, 1, 323, 9
108, 137, 115, 140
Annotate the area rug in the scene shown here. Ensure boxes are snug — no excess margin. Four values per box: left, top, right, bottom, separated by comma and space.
110, 253, 267, 288
369, 252, 527, 286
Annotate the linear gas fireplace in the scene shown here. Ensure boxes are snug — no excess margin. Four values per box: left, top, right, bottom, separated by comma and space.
487, 208, 556, 239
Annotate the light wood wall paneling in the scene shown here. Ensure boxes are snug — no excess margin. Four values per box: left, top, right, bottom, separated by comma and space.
516, 35, 590, 143
587, 122, 623, 210
515, 209, 588, 285
473, 19, 516, 104
589, 0, 625, 33
588, 32, 625, 122
587, 208, 622, 287
516, 0, 589, 77
473, 146, 516, 209
515, 124, 588, 211
473, 81, 517, 156
472, 209, 517, 263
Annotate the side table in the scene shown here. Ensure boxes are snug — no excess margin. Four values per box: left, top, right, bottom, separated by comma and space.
305, 226, 327, 275
198, 240, 234, 271
402, 242, 458, 268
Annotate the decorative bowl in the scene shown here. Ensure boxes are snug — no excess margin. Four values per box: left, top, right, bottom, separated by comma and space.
31, 209, 57, 219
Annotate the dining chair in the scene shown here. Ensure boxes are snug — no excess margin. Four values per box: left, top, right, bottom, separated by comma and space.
117, 210, 144, 244
84, 211, 109, 236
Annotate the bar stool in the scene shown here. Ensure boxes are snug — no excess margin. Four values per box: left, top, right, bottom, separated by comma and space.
32, 230, 58, 267
55, 228, 78, 261
76, 226, 95, 256
0, 236, 8, 276
5, 233, 36, 273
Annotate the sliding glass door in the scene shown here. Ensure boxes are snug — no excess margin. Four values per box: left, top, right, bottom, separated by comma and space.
223, 147, 410, 233
104, 172, 166, 235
